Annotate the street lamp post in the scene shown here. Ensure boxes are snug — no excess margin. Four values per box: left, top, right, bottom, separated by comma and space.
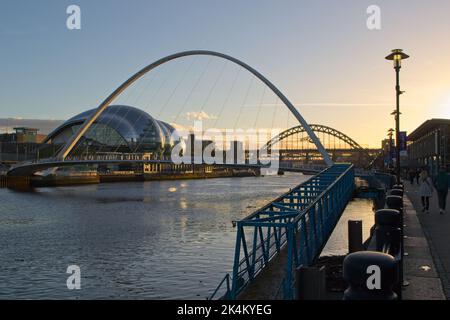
386, 49, 409, 184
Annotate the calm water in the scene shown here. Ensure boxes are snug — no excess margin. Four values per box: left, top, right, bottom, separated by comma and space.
0, 174, 373, 299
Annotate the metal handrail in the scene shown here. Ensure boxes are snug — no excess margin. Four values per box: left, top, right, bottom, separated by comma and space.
209, 163, 355, 300
208, 274, 231, 300
292, 165, 354, 224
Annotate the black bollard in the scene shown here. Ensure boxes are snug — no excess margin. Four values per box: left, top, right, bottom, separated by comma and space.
343, 251, 398, 300
393, 184, 404, 191
389, 188, 404, 197
374, 209, 401, 255
385, 194, 406, 298
386, 195, 403, 213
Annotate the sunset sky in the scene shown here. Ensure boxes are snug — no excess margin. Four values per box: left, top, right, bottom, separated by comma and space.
1, 0, 450, 148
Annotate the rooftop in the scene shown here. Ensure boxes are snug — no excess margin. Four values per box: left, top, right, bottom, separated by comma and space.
408, 119, 450, 141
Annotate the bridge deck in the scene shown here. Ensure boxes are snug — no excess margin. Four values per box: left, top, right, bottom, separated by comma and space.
7, 156, 325, 177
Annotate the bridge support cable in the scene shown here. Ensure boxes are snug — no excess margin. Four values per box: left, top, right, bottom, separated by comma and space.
109, 76, 164, 155
209, 164, 355, 300
173, 56, 214, 125
132, 60, 198, 154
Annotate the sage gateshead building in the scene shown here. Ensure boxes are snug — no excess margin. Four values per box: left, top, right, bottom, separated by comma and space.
45, 105, 179, 157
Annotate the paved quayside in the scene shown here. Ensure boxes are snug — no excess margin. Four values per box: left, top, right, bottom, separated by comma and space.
403, 184, 447, 299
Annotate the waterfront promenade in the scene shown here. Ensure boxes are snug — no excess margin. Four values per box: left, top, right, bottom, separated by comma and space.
404, 183, 450, 299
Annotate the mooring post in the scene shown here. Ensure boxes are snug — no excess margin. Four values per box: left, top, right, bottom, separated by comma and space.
348, 220, 363, 253
386, 195, 404, 230
343, 251, 398, 300
374, 209, 401, 254
390, 188, 404, 197
385, 194, 406, 297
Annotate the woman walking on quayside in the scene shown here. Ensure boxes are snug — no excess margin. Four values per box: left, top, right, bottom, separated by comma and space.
419, 169, 434, 214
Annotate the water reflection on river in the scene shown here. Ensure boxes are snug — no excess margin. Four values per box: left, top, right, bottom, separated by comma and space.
0, 173, 373, 299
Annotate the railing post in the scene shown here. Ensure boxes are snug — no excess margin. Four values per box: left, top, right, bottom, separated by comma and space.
309, 207, 318, 254
284, 224, 295, 299
317, 201, 323, 244
231, 222, 243, 299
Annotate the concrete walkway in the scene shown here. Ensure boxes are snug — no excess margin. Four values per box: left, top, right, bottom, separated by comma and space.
404, 183, 449, 299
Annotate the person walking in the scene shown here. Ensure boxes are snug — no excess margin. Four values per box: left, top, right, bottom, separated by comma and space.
419, 169, 434, 214
434, 166, 449, 214
409, 168, 415, 185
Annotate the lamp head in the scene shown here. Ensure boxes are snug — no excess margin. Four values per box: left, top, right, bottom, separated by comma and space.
386, 49, 410, 68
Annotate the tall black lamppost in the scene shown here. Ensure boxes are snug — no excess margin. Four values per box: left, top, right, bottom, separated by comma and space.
386, 49, 409, 184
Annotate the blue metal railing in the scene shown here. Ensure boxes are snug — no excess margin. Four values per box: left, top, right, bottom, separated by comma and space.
208, 274, 231, 300
210, 164, 355, 300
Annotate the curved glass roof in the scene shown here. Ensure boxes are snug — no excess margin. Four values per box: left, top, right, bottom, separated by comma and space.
47, 105, 176, 152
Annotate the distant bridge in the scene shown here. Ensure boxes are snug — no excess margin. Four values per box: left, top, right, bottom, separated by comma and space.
265, 124, 378, 168
266, 124, 368, 151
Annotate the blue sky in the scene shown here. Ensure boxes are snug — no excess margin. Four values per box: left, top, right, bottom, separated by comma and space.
1, 0, 450, 147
